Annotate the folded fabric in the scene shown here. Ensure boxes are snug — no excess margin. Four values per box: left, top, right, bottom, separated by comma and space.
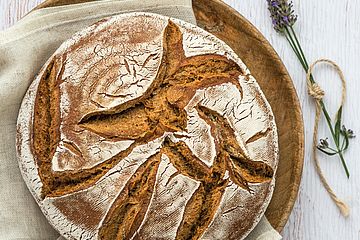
0, 0, 281, 239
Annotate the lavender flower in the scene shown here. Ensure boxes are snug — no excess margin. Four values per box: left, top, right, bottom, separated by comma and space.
267, 0, 297, 33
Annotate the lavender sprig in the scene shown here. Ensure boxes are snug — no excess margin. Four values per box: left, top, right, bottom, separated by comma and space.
267, 0, 354, 178
267, 0, 297, 33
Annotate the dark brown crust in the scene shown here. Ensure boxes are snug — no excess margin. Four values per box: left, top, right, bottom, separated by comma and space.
175, 181, 227, 240
162, 139, 211, 182
98, 153, 161, 240
196, 105, 274, 188
246, 128, 272, 144
161, 139, 228, 240
32, 57, 61, 197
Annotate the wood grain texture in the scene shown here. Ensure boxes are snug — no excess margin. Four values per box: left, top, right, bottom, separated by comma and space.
0, 0, 43, 30
1, 0, 359, 240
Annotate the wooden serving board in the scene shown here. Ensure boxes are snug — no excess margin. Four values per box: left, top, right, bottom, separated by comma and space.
34, 0, 304, 232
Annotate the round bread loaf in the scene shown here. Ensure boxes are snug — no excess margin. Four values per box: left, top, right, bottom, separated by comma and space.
16, 12, 278, 240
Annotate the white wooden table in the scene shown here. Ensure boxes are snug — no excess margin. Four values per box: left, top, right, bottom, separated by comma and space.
1, 0, 360, 239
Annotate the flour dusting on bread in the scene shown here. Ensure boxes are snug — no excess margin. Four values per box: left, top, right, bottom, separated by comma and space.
16, 12, 278, 240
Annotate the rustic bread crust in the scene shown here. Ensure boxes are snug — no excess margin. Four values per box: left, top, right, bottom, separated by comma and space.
16, 12, 278, 240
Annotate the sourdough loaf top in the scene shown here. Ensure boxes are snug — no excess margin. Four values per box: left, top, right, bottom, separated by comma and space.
16, 12, 278, 240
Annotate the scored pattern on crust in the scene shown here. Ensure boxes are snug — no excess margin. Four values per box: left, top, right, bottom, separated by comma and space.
16, 13, 278, 240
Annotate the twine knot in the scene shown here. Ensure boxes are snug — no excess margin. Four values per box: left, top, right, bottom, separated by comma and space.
308, 83, 325, 100
306, 58, 350, 217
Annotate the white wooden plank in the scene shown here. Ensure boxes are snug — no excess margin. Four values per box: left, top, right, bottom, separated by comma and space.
224, 1, 360, 240
0, 0, 44, 30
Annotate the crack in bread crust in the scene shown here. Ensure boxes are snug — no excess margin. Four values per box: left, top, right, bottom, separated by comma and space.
98, 153, 161, 240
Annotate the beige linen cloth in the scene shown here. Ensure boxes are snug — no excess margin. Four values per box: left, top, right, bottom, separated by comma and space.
0, 0, 282, 239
